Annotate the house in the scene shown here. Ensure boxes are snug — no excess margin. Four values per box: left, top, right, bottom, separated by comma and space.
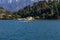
0, 13, 6, 19
0, 7, 6, 19
6, 13, 13, 19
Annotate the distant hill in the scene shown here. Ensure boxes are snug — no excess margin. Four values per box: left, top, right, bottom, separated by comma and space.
0, 0, 37, 12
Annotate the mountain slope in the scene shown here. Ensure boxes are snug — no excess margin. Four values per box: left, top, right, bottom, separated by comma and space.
0, 0, 37, 12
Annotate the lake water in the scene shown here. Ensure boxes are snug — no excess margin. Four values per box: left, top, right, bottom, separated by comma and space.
0, 20, 60, 40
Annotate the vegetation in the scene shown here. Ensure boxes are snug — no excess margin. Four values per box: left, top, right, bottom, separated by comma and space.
0, 0, 60, 20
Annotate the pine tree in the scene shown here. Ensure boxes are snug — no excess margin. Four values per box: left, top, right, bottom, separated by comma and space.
53, 0, 59, 18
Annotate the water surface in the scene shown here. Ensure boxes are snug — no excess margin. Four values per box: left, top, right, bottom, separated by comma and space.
0, 20, 60, 40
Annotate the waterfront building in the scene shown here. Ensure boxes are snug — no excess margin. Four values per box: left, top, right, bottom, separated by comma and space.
0, 7, 6, 19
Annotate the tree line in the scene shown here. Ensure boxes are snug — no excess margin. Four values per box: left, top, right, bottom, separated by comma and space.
0, 0, 60, 20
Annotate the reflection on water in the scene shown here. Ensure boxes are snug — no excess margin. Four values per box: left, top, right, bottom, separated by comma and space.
0, 20, 60, 40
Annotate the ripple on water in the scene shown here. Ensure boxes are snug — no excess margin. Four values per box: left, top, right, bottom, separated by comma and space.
0, 20, 60, 40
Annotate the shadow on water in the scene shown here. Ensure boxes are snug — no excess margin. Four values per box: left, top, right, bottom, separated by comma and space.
0, 20, 60, 40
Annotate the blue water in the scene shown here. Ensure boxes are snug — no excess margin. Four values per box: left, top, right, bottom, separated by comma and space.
0, 20, 60, 40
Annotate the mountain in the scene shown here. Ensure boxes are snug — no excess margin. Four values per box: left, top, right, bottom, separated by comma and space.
0, 0, 38, 12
